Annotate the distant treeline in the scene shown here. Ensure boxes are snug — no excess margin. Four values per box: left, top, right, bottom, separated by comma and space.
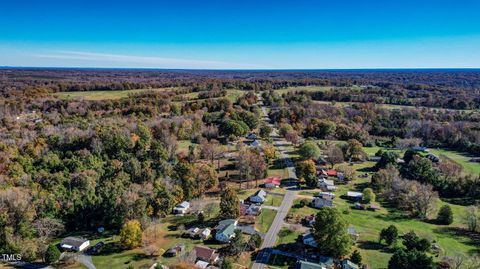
310, 85, 480, 110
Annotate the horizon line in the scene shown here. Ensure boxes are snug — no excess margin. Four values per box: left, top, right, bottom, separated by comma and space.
2, 65, 480, 72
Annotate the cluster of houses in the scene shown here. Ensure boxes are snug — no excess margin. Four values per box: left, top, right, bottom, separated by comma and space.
311, 169, 339, 209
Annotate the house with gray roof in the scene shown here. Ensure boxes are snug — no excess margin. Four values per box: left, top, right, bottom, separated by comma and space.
215, 219, 238, 243
60, 237, 90, 252
249, 189, 267, 204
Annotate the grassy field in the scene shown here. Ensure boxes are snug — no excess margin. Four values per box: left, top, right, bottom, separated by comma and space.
429, 148, 480, 174
362, 145, 479, 174
256, 209, 277, 234
53, 88, 245, 103
312, 99, 476, 113
276, 227, 302, 246
265, 194, 284, 207
53, 88, 174, 100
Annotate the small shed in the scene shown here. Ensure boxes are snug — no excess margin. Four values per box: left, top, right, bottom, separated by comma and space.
173, 201, 190, 215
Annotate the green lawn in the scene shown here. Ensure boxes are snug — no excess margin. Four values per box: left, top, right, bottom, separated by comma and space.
256, 209, 277, 233
266, 254, 297, 268
361, 145, 479, 175
53, 88, 174, 100
428, 148, 480, 174
265, 194, 284, 207
237, 189, 258, 201
276, 227, 302, 246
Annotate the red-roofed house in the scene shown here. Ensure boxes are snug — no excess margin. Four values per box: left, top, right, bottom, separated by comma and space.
264, 177, 281, 188
326, 169, 337, 177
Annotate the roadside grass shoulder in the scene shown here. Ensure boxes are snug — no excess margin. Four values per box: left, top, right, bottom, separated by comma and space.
256, 209, 277, 234
265, 194, 284, 207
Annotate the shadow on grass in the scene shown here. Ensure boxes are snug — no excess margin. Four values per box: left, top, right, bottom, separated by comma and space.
272, 158, 288, 169
357, 241, 391, 253
353, 182, 370, 192
96, 242, 124, 256
442, 197, 479, 206
267, 253, 297, 267
433, 227, 480, 255
374, 211, 409, 222
357, 166, 377, 173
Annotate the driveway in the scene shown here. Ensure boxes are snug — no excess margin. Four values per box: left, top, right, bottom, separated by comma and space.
252, 100, 299, 269
61, 252, 96, 269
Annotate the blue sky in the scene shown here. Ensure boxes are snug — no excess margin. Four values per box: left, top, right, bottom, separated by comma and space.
1, 0, 480, 69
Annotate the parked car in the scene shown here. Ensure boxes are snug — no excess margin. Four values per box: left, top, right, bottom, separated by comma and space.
88, 241, 105, 254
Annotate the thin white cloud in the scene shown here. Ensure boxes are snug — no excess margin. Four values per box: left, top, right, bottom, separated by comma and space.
32, 50, 261, 69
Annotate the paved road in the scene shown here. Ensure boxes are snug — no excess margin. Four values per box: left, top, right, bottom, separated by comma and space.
77, 254, 96, 269
252, 100, 298, 269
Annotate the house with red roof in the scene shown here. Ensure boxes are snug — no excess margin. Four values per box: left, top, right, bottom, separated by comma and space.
264, 177, 281, 188
326, 169, 337, 177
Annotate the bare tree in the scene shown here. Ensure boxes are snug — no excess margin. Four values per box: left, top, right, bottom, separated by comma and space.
33, 217, 65, 239
236, 148, 267, 188
326, 145, 344, 168
411, 182, 438, 219
285, 130, 300, 145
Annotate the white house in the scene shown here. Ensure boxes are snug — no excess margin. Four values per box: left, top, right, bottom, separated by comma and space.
195, 260, 209, 269
60, 237, 90, 252
173, 201, 190, 215
312, 197, 333, 208
316, 192, 335, 200
249, 190, 267, 204
200, 228, 211, 240
302, 232, 318, 248
346, 191, 363, 201
341, 259, 359, 269
318, 179, 336, 191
